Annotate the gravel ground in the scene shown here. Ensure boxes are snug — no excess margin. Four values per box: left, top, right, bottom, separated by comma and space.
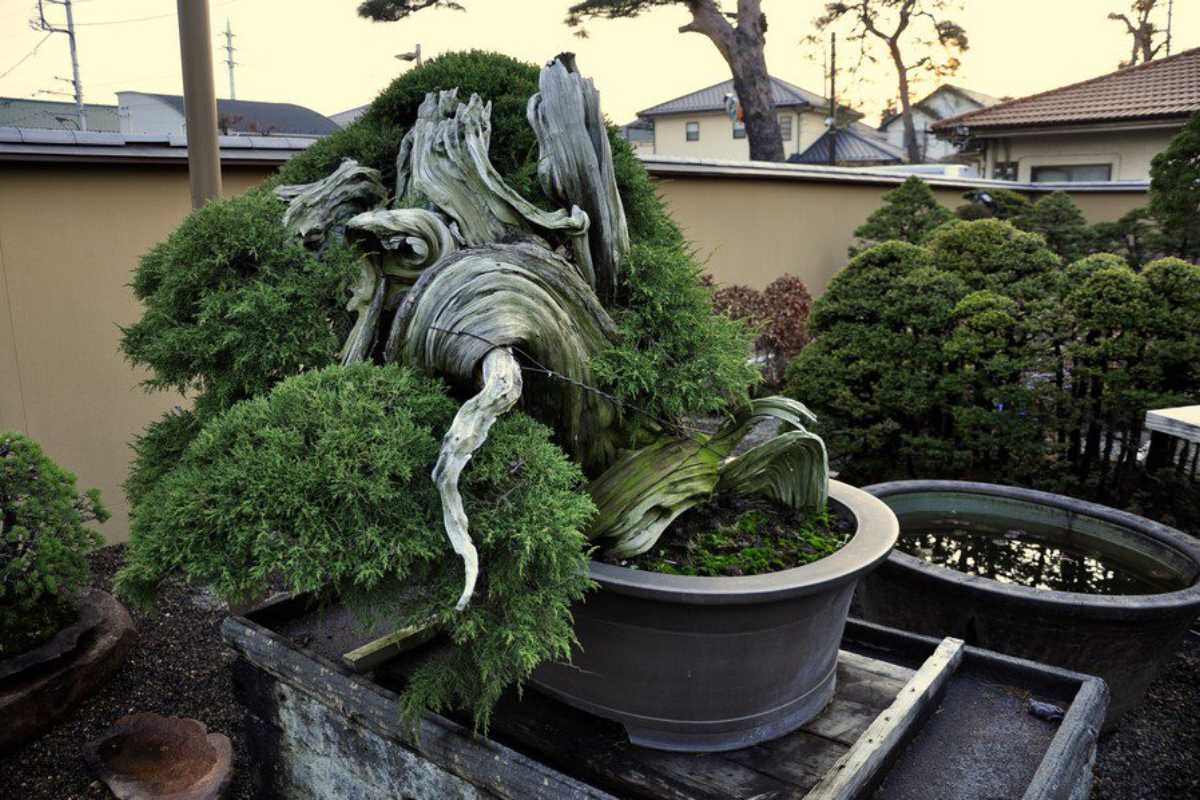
1091, 630, 1200, 800
0, 545, 1195, 799
0, 546, 253, 800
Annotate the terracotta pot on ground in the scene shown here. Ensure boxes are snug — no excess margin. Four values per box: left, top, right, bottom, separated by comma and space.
84, 712, 233, 800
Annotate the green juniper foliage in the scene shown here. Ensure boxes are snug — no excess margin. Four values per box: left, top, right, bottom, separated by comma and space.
955, 187, 1031, 221
852, 176, 953, 254
788, 217, 1200, 527
1013, 191, 1095, 264
1, 432, 107, 656
1149, 110, 1200, 263
117, 365, 594, 730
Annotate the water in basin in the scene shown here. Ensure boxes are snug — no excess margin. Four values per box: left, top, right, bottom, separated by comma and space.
895, 515, 1188, 595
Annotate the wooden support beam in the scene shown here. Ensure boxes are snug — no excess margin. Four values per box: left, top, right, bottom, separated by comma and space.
803, 637, 965, 800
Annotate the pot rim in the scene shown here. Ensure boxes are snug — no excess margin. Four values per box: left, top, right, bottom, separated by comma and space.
863, 479, 1200, 616
587, 480, 898, 606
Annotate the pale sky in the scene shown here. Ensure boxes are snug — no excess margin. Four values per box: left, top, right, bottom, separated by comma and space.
1, 0, 1197, 127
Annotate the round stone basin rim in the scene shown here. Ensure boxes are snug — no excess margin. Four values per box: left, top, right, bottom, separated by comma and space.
864, 479, 1200, 617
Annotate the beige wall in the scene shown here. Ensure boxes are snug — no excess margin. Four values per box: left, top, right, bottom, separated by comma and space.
0, 162, 274, 544
652, 109, 819, 160
649, 174, 1147, 295
0, 160, 1149, 546
983, 127, 1179, 182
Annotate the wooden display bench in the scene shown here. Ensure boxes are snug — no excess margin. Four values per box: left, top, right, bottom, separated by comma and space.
223, 595, 1106, 800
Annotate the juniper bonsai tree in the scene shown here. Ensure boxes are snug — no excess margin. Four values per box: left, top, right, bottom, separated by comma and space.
119, 51, 825, 728
1, 433, 107, 657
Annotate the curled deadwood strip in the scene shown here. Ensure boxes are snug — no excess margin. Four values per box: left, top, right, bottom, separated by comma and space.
276, 159, 387, 249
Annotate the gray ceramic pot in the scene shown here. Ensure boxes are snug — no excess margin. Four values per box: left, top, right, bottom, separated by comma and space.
858, 480, 1200, 726
531, 480, 898, 752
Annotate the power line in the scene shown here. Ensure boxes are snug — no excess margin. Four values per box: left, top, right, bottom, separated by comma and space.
0, 32, 52, 81
222, 18, 237, 99
32, 0, 87, 131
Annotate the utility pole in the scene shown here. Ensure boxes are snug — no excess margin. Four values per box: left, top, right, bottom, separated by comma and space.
1165, 0, 1174, 56
222, 19, 237, 100
33, 0, 86, 131
176, 0, 222, 208
827, 32, 837, 167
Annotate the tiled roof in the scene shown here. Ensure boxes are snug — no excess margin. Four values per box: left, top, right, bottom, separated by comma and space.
933, 47, 1200, 131
790, 124, 904, 165
124, 92, 340, 136
0, 98, 120, 132
639, 76, 844, 117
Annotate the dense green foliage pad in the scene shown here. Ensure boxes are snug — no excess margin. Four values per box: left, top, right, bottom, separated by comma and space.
1, 432, 107, 656
118, 365, 595, 730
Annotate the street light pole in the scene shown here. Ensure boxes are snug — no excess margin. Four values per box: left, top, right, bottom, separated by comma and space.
176, 0, 222, 208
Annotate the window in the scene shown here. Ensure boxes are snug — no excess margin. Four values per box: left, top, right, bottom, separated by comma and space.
686, 121, 700, 142
778, 114, 793, 141
732, 120, 746, 139
1030, 164, 1113, 183
992, 161, 1018, 181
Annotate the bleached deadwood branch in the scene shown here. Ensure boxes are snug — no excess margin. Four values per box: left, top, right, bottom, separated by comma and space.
433, 347, 523, 610
275, 159, 387, 249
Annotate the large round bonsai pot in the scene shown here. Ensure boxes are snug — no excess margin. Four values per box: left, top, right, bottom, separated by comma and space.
531, 480, 898, 752
859, 480, 1200, 726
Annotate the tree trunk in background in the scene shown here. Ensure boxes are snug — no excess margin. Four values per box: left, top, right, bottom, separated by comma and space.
889, 43, 920, 163
681, 0, 784, 162
730, 44, 784, 162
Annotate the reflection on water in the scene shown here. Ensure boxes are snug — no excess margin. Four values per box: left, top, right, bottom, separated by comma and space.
896, 517, 1186, 595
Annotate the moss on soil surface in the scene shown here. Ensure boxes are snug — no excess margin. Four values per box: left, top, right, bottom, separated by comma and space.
605, 495, 852, 577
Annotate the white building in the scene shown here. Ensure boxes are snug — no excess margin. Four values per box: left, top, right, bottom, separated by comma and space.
877, 85, 998, 162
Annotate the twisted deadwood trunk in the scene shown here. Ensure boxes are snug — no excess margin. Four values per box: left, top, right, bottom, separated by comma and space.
275, 54, 827, 607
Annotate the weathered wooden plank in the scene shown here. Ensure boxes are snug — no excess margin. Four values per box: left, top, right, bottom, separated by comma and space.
803, 637, 965, 800
222, 615, 615, 800
341, 620, 439, 674
1022, 678, 1108, 800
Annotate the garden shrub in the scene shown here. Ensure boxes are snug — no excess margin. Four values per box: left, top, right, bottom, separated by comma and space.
1149, 110, 1200, 263
955, 187, 1031, 221
712, 275, 813, 389
851, 176, 953, 253
788, 218, 1200, 527
1, 432, 107, 657
1091, 207, 1169, 270
1014, 191, 1095, 264
117, 364, 594, 730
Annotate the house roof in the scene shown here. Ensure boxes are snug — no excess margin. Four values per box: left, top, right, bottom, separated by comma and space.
932, 47, 1200, 132
638, 76, 853, 118
330, 104, 369, 128
619, 118, 654, 144
878, 84, 998, 129
790, 124, 904, 165
122, 92, 340, 136
0, 98, 120, 133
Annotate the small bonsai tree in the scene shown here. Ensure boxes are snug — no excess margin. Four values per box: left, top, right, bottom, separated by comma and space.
1, 432, 107, 657
1014, 191, 1095, 264
852, 176, 953, 253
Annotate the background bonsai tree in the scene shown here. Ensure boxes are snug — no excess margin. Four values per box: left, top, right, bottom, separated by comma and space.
1, 432, 107, 658
851, 175, 952, 253
711, 274, 814, 389
1014, 191, 1096, 264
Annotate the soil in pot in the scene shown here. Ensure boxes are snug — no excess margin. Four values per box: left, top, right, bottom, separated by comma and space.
601, 494, 853, 576
896, 514, 1190, 595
